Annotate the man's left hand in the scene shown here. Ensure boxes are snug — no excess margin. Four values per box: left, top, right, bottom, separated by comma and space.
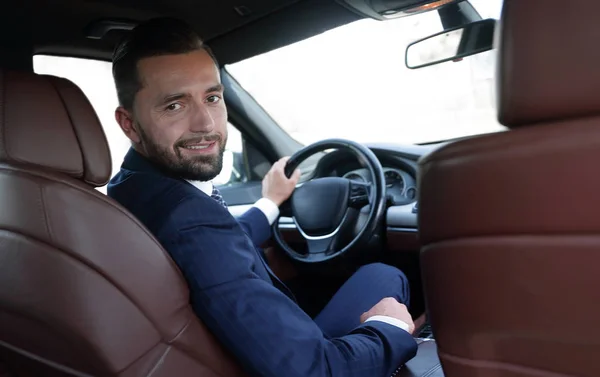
262, 157, 301, 206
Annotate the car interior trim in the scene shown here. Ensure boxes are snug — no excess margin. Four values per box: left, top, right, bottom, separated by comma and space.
229, 205, 418, 230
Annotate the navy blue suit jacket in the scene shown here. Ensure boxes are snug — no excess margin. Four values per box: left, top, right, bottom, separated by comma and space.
108, 148, 417, 377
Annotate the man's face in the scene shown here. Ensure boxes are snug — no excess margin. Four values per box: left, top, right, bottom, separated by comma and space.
122, 49, 228, 181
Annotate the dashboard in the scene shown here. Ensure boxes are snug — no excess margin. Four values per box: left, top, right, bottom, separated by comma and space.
343, 167, 417, 204
312, 145, 421, 206
305, 143, 435, 229
226, 141, 450, 232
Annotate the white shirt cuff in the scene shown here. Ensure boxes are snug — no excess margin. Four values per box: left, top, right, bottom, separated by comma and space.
364, 315, 410, 332
253, 198, 280, 225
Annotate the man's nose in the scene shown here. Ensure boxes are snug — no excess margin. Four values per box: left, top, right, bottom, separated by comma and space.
189, 104, 215, 133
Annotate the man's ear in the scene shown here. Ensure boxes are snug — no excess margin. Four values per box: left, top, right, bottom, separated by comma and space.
115, 107, 141, 144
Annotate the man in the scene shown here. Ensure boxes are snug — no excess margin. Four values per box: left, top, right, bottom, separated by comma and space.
108, 17, 417, 377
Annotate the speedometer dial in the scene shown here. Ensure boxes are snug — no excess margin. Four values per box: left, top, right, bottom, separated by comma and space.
384, 170, 405, 191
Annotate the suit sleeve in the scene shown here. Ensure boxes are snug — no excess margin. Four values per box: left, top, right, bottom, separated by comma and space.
159, 196, 417, 377
236, 206, 272, 247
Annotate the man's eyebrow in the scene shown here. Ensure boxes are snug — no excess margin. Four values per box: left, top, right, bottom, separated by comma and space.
157, 85, 223, 105
206, 84, 224, 93
159, 93, 189, 105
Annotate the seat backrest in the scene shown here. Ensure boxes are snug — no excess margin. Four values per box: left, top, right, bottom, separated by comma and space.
0, 69, 247, 377
418, 1, 600, 376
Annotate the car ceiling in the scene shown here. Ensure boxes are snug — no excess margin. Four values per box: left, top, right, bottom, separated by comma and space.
1, 0, 363, 68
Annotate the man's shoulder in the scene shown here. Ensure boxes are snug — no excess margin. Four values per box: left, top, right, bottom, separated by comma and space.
107, 168, 218, 236
108, 168, 198, 205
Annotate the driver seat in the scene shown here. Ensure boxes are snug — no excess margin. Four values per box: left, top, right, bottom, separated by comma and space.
0, 69, 247, 376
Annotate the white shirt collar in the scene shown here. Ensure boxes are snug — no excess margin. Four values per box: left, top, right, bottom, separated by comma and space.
186, 180, 213, 197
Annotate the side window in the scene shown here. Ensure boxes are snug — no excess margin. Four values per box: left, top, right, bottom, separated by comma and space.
212, 123, 248, 186
33, 55, 249, 191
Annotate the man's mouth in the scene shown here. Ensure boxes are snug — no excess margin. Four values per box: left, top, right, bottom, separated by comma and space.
183, 143, 213, 150
179, 140, 218, 154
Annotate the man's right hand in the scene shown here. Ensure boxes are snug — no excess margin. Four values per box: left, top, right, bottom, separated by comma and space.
262, 157, 301, 206
360, 297, 415, 334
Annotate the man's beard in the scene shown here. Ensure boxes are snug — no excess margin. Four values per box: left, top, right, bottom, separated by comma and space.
136, 122, 227, 181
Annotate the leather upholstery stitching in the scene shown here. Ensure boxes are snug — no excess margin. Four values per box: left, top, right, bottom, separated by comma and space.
0, 228, 165, 372
0, 168, 189, 340
0, 163, 183, 277
43, 75, 85, 181
46, 76, 111, 186
38, 184, 54, 244
421, 364, 442, 377
165, 317, 233, 376
0, 339, 93, 377
145, 345, 172, 377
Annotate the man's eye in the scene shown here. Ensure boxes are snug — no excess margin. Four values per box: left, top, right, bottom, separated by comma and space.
166, 103, 182, 111
207, 95, 221, 103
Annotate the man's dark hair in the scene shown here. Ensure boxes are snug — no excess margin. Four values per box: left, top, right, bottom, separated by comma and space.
112, 17, 218, 110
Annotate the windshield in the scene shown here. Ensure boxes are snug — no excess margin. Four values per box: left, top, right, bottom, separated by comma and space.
227, 0, 504, 145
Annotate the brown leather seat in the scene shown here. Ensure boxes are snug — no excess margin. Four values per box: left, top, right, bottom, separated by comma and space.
418, 0, 600, 376
0, 69, 247, 376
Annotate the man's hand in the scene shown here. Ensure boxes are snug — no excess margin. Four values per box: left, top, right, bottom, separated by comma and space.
262, 157, 301, 206
360, 297, 415, 334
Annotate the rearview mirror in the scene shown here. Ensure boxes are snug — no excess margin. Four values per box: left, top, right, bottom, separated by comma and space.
405, 18, 496, 69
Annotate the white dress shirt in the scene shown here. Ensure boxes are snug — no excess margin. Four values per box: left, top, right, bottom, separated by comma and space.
186, 179, 410, 334
186, 180, 280, 225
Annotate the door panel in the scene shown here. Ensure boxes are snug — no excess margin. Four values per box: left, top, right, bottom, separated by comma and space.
219, 181, 262, 206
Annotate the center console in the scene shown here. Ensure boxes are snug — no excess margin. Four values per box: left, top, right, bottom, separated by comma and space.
396, 339, 443, 377
395, 321, 443, 377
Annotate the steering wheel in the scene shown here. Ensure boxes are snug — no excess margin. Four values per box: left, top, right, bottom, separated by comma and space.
272, 139, 387, 264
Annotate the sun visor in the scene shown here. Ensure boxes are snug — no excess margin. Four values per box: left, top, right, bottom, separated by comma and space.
338, 0, 462, 20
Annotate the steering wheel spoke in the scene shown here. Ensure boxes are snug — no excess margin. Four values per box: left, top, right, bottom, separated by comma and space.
348, 181, 371, 208
293, 215, 342, 255
305, 235, 336, 255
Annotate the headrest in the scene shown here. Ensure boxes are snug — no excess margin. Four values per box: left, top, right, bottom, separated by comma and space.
0, 69, 111, 186
497, 0, 600, 127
